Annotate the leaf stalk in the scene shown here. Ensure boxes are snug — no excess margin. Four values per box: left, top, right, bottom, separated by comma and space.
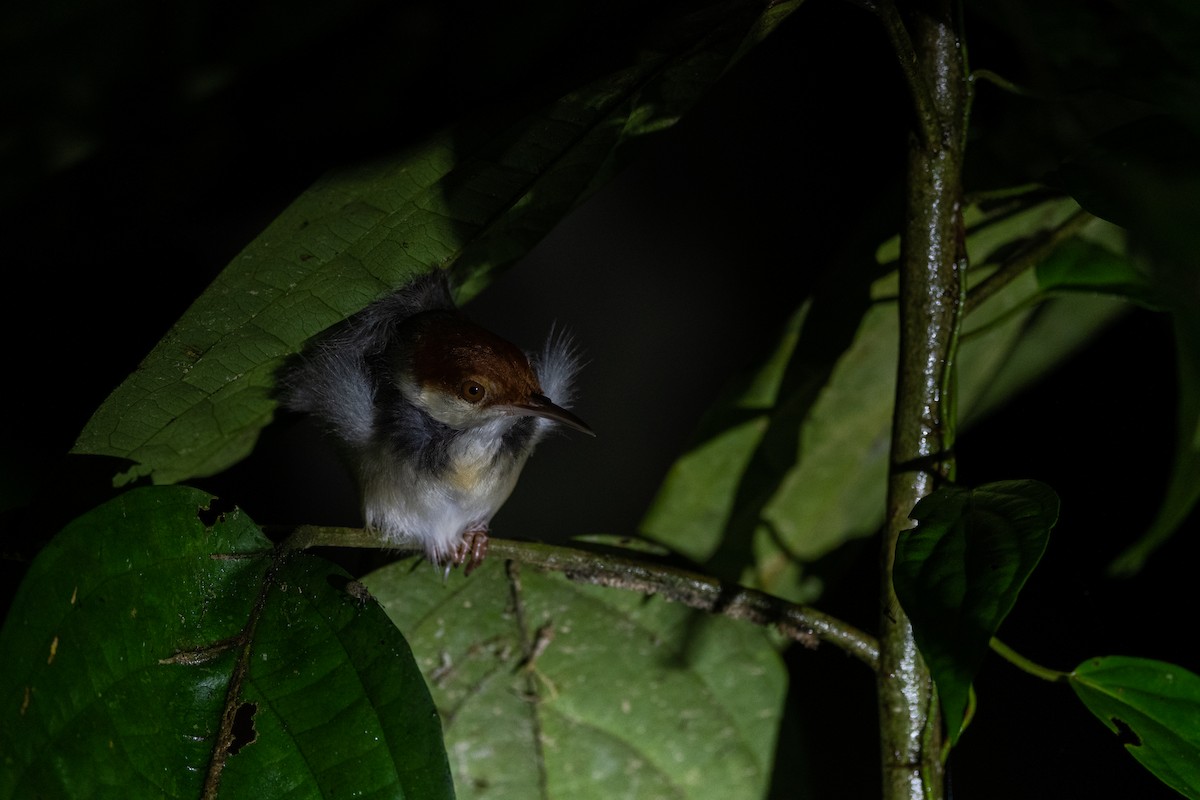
989, 637, 1068, 683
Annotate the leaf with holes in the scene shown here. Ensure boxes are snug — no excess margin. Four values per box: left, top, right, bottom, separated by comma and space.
1070, 656, 1200, 798
0, 486, 452, 800
364, 556, 787, 800
893, 480, 1060, 744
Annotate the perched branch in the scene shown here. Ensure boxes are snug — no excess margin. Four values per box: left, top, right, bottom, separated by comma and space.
285, 525, 880, 669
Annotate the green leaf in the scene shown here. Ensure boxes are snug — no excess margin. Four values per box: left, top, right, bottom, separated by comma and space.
1036, 85, 1200, 576
640, 193, 1118, 602
1070, 656, 1200, 799
893, 480, 1059, 744
70, 0, 804, 487
364, 556, 787, 800
1050, 117, 1200, 268
0, 486, 452, 799
958, 207, 1135, 427
1110, 308, 1200, 576
1035, 237, 1164, 309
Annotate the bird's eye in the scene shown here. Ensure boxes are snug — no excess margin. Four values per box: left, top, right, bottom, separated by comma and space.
460, 380, 486, 404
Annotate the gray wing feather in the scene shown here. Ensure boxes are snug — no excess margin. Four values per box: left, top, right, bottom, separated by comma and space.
275, 270, 455, 448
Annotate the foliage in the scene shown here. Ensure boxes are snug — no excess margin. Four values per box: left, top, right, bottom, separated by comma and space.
1070, 657, 1200, 798
3, 0, 1199, 798
366, 557, 785, 798
1, 486, 452, 799
894, 480, 1059, 745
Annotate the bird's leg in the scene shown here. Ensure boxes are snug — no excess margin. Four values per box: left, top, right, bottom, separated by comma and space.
450, 525, 490, 576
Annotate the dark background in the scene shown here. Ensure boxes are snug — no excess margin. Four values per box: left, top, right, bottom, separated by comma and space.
3, 1, 1196, 797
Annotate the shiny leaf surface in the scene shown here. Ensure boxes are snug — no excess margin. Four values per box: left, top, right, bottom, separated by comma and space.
893, 480, 1059, 743
0, 486, 452, 799
1070, 656, 1200, 799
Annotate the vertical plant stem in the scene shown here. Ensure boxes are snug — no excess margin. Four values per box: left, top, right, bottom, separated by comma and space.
878, 1, 968, 798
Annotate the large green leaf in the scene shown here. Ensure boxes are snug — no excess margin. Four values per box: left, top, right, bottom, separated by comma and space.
1108, 307, 1200, 576
1046, 116, 1200, 573
70, 0, 804, 487
640, 194, 1124, 602
1070, 656, 1200, 799
892, 480, 1059, 744
364, 555, 786, 800
0, 486, 452, 799
969, 7, 1200, 578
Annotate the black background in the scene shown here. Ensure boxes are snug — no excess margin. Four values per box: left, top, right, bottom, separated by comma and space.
3, 1, 1196, 797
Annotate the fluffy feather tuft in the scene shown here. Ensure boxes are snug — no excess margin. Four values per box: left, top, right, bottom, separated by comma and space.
532, 325, 585, 413
274, 270, 588, 568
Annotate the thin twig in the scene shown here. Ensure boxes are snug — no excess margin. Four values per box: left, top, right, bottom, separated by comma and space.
285, 526, 880, 670
870, 0, 942, 151
963, 208, 1094, 316
970, 69, 1037, 97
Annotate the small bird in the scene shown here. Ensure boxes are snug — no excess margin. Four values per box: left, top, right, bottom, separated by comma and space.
277, 270, 592, 573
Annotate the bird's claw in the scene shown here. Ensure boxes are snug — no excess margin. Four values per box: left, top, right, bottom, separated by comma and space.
449, 528, 489, 576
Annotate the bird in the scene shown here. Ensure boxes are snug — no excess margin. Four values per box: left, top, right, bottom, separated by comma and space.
276, 269, 592, 574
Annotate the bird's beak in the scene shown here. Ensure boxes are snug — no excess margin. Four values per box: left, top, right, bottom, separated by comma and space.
510, 394, 595, 436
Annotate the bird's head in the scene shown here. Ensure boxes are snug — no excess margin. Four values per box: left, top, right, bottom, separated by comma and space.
394, 310, 593, 436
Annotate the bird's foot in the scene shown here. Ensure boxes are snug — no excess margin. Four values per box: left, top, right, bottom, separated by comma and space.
449, 527, 489, 576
